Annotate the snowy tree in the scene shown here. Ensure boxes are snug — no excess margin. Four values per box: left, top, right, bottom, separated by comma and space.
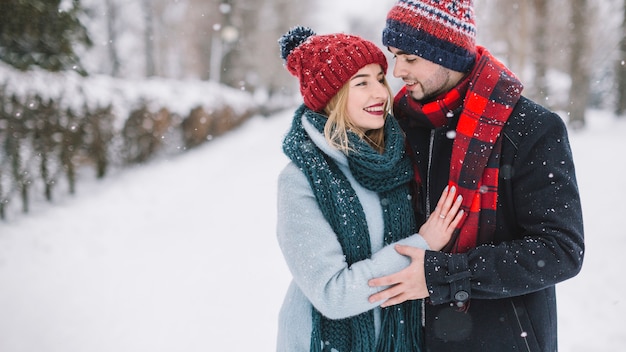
141, 0, 157, 77
617, 0, 626, 117
78, 0, 307, 95
567, 0, 591, 128
0, 0, 92, 75
217, 0, 314, 93
531, 0, 550, 105
104, 0, 121, 77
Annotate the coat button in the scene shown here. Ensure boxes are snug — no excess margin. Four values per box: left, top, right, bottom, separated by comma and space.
454, 290, 469, 302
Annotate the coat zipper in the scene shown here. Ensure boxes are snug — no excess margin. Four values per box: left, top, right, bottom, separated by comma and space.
425, 129, 436, 217
511, 300, 532, 352
422, 129, 436, 328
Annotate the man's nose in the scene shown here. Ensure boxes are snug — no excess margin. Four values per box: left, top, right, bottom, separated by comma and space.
392, 61, 404, 78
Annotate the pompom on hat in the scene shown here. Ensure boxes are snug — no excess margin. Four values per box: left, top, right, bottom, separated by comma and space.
279, 26, 388, 112
382, 0, 477, 72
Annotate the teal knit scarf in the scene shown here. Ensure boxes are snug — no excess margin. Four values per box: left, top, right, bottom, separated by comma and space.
282, 104, 423, 352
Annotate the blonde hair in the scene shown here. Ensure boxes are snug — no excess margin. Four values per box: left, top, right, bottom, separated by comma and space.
323, 78, 394, 154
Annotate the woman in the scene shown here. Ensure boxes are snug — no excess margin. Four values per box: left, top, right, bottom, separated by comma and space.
276, 27, 464, 352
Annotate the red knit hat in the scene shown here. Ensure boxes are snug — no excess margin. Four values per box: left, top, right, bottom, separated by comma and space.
279, 27, 388, 112
382, 0, 477, 72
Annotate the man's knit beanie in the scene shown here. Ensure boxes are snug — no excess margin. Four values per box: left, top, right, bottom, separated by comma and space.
279, 26, 388, 112
382, 0, 477, 73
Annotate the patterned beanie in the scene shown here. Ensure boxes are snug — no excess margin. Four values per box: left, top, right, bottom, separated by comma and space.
382, 0, 477, 73
279, 26, 388, 112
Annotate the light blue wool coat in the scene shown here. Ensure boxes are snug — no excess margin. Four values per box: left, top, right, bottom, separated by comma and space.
276, 115, 430, 351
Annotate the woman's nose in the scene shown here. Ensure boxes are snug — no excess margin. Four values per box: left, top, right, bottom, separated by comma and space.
375, 83, 389, 99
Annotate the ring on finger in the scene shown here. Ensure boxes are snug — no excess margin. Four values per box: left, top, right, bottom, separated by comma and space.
439, 214, 446, 219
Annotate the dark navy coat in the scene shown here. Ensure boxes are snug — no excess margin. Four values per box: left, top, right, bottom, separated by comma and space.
399, 96, 585, 352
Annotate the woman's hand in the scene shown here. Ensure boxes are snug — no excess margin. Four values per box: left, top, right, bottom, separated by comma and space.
419, 186, 464, 250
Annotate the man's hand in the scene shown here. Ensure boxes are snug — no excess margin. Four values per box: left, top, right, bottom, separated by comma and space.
368, 245, 428, 307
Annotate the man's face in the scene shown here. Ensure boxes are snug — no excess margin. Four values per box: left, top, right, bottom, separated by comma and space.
388, 46, 463, 102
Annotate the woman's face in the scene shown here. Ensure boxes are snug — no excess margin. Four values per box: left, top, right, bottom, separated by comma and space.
346, 63, 389, 133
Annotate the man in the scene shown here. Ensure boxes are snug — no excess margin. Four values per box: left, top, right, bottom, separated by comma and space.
368, 1, 585, 351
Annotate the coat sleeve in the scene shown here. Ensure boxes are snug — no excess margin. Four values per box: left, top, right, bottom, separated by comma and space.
277, 163, 430, 319
425, 107, 585, 306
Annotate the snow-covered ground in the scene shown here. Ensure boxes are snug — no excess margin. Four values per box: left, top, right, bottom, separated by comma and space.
0, 108, 624, 351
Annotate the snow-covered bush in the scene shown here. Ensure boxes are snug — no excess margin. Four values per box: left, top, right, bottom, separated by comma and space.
0, 62, 257, 220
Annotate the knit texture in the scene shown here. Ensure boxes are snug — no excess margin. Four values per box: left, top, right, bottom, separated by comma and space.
394, 46, 523, 254
283, 105, 423, 352
382, 0, 476, 72
279, 26, 388, 112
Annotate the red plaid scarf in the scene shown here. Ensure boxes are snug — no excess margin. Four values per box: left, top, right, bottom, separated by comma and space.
395, 47, 523, 253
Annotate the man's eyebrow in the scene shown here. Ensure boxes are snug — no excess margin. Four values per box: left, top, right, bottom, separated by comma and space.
388, 48, 410, 56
